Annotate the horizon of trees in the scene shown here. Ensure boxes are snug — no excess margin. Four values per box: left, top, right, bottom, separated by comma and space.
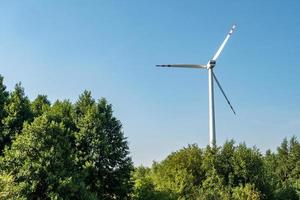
132, 137, 300, 200
0, 74, 299, 200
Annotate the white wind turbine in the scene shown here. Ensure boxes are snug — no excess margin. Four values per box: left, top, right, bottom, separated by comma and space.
156, 25, 237, 147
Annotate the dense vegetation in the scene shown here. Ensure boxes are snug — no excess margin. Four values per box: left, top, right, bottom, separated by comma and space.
0, 74, 299, 199
0, 75, 133, 199
131, 139, 300, 200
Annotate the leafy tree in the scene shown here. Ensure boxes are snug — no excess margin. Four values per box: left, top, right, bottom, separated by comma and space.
46, 100, 77, 132
288, 136, 300, 182
0, 75, 9, 125
0, 75, 9, 155
276, 138, 290, 183
31, 95, 50, 117
232, 144, 265, 187
0, 76, 133, 198
264, 149, 278, 199
0, 116, 93, 199
74, 90, 95, 118
198, 169, 231, 200
1, 83, 32, 153
131, 166, 154, 200
232, 143, 274, 199
151, 144, 204, 199
75, 96, 133, 199
201, 145, 219, 175
217, 140, 235, 186
131, 166, 172, 200
232, 183, 261, 200
268, 137, 300, 199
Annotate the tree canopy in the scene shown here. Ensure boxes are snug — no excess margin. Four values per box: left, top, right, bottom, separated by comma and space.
132, 139, 300, 200
0, 74, 299, 200
0, 76, 133, 199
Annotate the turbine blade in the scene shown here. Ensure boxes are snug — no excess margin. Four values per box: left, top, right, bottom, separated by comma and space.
212, 72, 236, 115
212, 25, 236, 61
156, 64, 206, 69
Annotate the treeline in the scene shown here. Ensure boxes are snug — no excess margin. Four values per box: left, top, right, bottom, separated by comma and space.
0, 74, 299, 199
0, 75, 133, 199
131, 140, 300, 200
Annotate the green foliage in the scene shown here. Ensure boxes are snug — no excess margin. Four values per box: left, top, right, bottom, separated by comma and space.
1, 116, 90, 199
131, 139, 300, 200
232, 183, 261, 200
131, 166, 172, 200
151, 144, 204, 199
232, 144, 265, 188
0, 172, 25, 200
31, 95, 50, 117
0, 75, 9, 155
274, 185, 299, 200
0, 74, 299, 199
1, 83, 32, 153
0, 75, 9, 125
47, 100, 77, 132
75, 94, 133, 199
198, 169, 231, 200
0, 75, 133, 199
264, 137, 300, 200
74, 90, 95, 118
217, 140, 235, 186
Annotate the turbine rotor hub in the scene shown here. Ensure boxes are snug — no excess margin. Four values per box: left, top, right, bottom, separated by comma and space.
208, 60, 216, 68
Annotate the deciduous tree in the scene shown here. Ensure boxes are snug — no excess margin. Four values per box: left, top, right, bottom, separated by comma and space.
75, 95, 133, 199
0, 75, 9, 155
1, 83, 32, 153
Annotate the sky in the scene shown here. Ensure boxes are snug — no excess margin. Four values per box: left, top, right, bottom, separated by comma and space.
0, 0, 300, 166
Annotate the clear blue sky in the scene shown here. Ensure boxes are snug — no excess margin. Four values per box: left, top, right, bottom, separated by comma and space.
0, 1, 300, 166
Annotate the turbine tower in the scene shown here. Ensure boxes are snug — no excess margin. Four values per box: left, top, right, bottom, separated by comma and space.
156, 25, 236, 147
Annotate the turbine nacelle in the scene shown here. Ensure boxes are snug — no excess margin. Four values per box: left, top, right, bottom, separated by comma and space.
208, 60, 216, 69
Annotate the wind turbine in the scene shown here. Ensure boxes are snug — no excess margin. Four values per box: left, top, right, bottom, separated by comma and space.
156, 25, 236, 147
